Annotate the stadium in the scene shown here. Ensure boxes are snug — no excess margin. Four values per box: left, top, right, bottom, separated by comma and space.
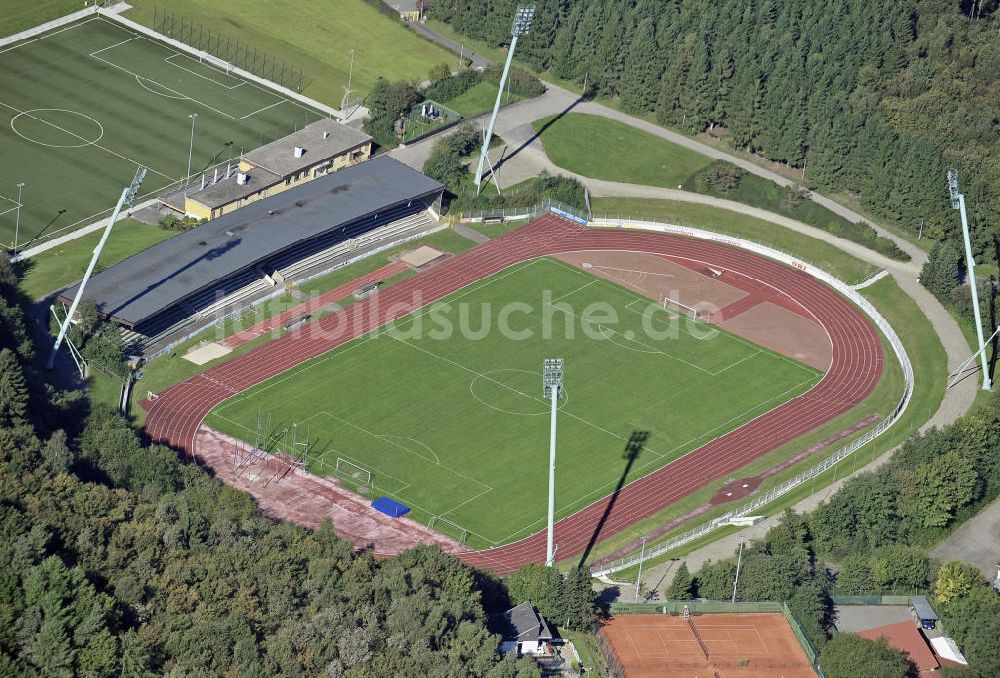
139, 211, 896, 573
15, 4, 909, 577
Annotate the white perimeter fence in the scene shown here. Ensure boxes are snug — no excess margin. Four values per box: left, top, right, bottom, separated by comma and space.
577, 217, 914, 577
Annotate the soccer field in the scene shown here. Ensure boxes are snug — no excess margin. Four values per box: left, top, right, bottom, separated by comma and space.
205, 258, 822, 549
0, 16, 324, 249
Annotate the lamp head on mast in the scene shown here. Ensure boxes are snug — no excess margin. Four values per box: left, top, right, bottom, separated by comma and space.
512, 4, 535, 37
542, 358, 564, 398
947, 168, 960, 210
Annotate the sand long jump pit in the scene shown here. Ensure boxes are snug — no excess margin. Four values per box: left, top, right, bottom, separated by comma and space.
599, 613, 816, 677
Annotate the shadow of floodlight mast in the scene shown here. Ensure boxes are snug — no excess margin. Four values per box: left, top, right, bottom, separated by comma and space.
577, 430, 650, 569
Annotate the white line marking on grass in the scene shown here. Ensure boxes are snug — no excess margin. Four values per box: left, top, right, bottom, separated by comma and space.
387, 331, 664, 461
546, 301, 715, 375
712, 350, 762, 375
134, 75, 187, 99
164, 52, 244, 89
0, 100, 175, 181
40, 17, 99, 40
239, 100, 284, 119
89, 51, 237, 120
312, 410, 491, 492
0, 39, 36, 55
552, 255, 820, 377
88, 36, 136, 56
548, 278, 598, 303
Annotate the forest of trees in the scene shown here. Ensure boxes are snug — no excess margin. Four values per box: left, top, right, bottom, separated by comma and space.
430, 0, 1000, 266
0, 257, 581, 676
667, 390, 1000, 674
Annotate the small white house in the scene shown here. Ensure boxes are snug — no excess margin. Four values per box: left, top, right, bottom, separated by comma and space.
491, 601, 555, 656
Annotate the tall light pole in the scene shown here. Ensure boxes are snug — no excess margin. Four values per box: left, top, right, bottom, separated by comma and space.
634, 536, 648, 603
184, 113, 198, 207
342, 48, 356, 113
49, 167, 146, 370
13, 182, 24, 256
474, 4, 535, 192
948, 169, 991, 390
731, 539, 745, 603
543, 357, 564, 567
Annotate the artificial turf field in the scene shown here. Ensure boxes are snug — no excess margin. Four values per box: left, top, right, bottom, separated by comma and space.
205, 257, 822, 549
0, 16, 323, 249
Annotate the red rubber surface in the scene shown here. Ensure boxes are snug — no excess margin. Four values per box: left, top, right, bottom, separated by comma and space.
142, 215, 882, 573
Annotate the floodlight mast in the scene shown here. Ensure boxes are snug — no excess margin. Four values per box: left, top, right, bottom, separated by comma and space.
948, 169, 991, 390
542, 357, 564, 567
48, 167, 147, 370
473, 4, 535, 193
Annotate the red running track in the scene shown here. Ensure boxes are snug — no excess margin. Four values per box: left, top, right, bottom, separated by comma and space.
142, 215, 883, 574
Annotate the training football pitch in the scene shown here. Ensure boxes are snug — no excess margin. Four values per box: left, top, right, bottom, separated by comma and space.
205, 258, 822, 549
0, 16, 323, 249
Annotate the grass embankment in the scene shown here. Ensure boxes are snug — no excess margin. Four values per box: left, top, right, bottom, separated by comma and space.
131, 227, 479, 421
124, 0, 453, 106
590, 197, 876, 284
535, 114, 906, 260
0, 0, 79, 36
590, 275, 946, 581
443, 81, 520, 118
535, 113, 714, 188
19, 220, 177, 300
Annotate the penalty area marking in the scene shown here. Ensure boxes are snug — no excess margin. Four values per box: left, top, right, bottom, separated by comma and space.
134, 75, 188, 99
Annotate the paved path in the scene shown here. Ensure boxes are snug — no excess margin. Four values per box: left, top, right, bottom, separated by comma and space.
11, 197, 160, 262
402, 22, 980, 583
933, 499, 1000, 577
453, 223, 490, 244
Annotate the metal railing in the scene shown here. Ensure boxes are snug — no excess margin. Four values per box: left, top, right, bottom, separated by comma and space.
459, 199, 588, 224
568, 217, 913, 578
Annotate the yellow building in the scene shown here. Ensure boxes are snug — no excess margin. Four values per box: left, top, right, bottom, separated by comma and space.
161, 119, 373, 221
388, 0, 423, 22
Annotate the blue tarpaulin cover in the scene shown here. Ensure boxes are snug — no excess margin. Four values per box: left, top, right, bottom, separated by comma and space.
371, 496, 410, 518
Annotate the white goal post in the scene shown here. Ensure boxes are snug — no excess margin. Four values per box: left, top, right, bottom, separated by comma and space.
429, 516, 469, 544
335, 457, 372, 485
200, 52, 233, 75
662, 295, 700, 320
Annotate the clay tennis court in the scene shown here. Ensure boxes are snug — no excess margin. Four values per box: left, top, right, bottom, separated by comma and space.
599, 613, 816, 677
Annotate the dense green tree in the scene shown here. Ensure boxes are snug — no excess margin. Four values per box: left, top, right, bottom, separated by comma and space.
836, 556, 875, 594
934, 561, 989, 614
666, 562, 694, 599
921, 241, 963, 297
818, 633, 913, 678
0, 348, 28, 427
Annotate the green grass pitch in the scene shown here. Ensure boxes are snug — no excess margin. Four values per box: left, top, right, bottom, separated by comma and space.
205, 258, 822, 549
0, 17, 324, 249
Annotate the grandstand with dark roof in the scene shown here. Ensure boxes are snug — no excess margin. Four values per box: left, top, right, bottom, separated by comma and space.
59, 156, 445, 357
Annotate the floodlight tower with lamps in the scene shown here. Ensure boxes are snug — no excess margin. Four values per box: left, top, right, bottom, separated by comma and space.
948, 169, 991, 390
48, 167, 146, 370
473, 4, 535, 192
542, 358, 564, 566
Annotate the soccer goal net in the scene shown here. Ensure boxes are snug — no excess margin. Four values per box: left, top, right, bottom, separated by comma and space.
335, 457, 372, 485
429, 516, 470, 544
200, 52, 233, 75
662, 295, 700, 320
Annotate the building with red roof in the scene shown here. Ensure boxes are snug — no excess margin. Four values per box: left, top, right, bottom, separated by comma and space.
859, 621, 940, 673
